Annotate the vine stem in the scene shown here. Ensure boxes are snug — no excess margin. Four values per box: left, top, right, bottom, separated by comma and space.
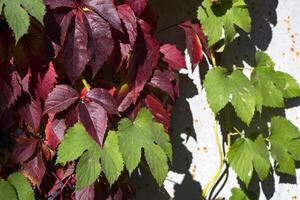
201, 120, 224, 199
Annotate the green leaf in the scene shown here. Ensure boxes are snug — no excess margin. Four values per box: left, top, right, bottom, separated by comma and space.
0, 179, 17, 200
255, 51, 275, 68
229, 188, 250, 200
197, 0, 251, 46
227, 135, 270, 186
101, 131, 124, 185
7, 173, 34, 200
204, 68, 258, 124
76, 145, 101, 190
56, 123, 95, 164
1, 0, 45, 42
269, 116, 300, 175
117, 108, 171, 185
272, 71, 300, 98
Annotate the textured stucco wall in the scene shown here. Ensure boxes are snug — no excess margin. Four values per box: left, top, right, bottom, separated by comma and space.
132, 0, 300, 199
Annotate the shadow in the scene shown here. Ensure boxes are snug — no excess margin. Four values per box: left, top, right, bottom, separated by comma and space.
261, 173, 275, 200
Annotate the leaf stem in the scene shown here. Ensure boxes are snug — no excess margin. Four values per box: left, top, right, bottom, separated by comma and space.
210, 48, 217, 67
82, 78, 91, 92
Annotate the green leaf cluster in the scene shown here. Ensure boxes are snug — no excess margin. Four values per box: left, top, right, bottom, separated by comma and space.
0, 172, 34, 200
197, 0, 251, 46
0, 0, 45, 42
56, 108, 172, 189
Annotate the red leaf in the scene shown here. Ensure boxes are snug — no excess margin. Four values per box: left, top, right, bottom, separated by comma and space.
63, 14, 90, 83
124, 0, 148, 16
35, 62, 58, 101
117, 4, 137, 47
79, 102, 108, 145
19, 98, 42, 132
22, 152, 46, 186
83, 0, 123, 32
179, 20, 207, 70
160, 44, 186, 70
86, 88, 118, 114
45, 115, 66, 150
11, 138, 38, 163
149, 70, 176, 101
144, 94, 170, 129
60, 10, 75, 47
84, 11, 114, 76
44, 85, 79, 115
44, 0, 76, 9
76, 184, 95, 200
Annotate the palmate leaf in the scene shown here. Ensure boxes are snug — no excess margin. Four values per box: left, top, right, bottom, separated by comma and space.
269, 117, 300, 175
0, 0, 45, 42
7, 173, 35, 200
204, 67, 259, 125
117, 108, 172, 185
227, 135, 270, 186
229, 188, 251, 200
197, 0, 251, 46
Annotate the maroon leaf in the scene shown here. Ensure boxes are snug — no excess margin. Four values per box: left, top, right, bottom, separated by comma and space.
160, 44, 186, 70
124, 0, 148, 16
117, 4, 137, 47
65, 106, 80, 127
44, 84, 79, 115
22, 152, 46, 186
60, 10, 75, 47
20, 68, 31, 94
83, 0, 123, 31
0, 109, 14, 132
84, 11, 114, 76
79, 102, 108, 145
44, 0, 76, 9
86, 88, 118, 114
179, 20, 206, 70
149, 70, 176, 101
63, 14, 90, 83
76, 184, 95, 200
19, 98, 42, 132
12, 138, 38, 163
35, 62, 57, 101
45, 115, 66, 150
144, 94, 170, 129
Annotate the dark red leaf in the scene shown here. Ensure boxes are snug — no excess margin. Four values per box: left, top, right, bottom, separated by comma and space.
124, 0, 148, 16
149, 70, 176, 101
22, 152, 46, 186
0, 109, 14, 132
12, 138, 38, 163
44, 85, 79, 115
60, 10, 75, 47
20, 68, 31, 94
79, 102, 108, 145
63, 14, 90, 83
65, 106, 79, 127
76, 184, 95, 200
35, 62, 58, 101
45, 114, 66, 150
86, 88, 118, 114
117, 4, 137, 47
144, 94, 170, 129
19, 98, 42, 132
84, 11, 114, 76
160, 44, 186, 70
44, 0, 76, 9
83, 0, 123, 31
179, 21, 206, 70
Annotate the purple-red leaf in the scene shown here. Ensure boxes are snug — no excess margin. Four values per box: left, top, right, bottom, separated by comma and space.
83, 0, 123, 31
12, 138, 38, 164
60, 11, 75, 47
124, 0, 148, 16
117, 4, 137, 47
160, 44, 186, 70
79, 101, 108, 145
149, 70, 176, 101
44, 85, 79, 115
22, 152, 46, 186
45, 115, 66, 150
19, 98, 42, 132
86, 88, 118, 114
63, 14, 90, 83
144, 94, 170, 129
84, 11, 114, 76
44, 0, 76, 9
35, 62, 57, 101
76, 184, 95, 200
